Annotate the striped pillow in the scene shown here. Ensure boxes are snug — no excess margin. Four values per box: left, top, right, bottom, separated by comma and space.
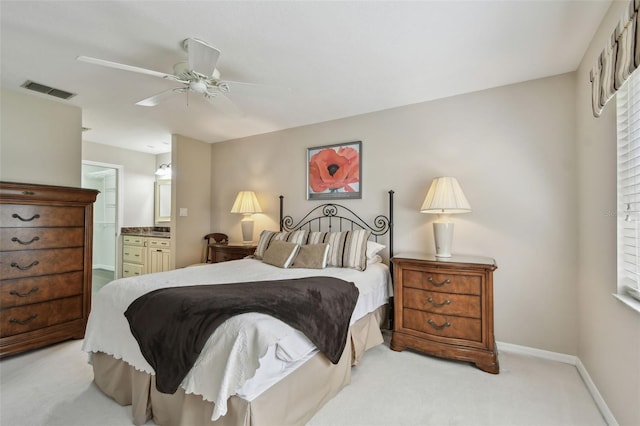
254, 230, 309, 259
307, 229, 371, 271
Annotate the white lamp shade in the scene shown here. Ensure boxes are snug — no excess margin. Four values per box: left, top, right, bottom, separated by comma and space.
420, 177, 471, 214
230, 191, 262, 214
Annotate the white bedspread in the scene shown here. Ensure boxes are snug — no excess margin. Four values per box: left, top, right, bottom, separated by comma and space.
82, 259, 390, 421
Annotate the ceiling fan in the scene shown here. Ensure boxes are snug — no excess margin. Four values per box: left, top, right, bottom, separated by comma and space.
77, 38, 260, 109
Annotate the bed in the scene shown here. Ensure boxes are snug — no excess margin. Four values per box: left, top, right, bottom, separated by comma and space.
82, 191, 394, 426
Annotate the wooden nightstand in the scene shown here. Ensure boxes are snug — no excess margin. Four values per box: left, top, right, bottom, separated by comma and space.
390, 253, 499, 374
208, 242, 257, 263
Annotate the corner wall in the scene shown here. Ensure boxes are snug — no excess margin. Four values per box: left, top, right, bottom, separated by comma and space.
1, 89, 81, 186
172, 134, 212, 268
211, 72, 579, 356
575, 2, 640, 424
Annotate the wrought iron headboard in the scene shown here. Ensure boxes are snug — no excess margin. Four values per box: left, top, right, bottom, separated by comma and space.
279, 190, 394, 264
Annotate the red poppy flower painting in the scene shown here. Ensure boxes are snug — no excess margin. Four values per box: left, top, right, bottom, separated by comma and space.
307, 141, 361, 200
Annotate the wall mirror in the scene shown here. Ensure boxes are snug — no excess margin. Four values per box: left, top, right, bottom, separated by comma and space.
155, 179, 171, 223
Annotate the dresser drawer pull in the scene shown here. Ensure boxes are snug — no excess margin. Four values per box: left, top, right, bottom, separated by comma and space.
11, 236, 40, 245
10, 260, 39, 271
427, 277, 451, 287
9, 287, 39, 298
427, 319, 451, 330
11, 213, 40, 222
21, 191, 36, 196
9, 314, 38, 325
427, 297, 451, 307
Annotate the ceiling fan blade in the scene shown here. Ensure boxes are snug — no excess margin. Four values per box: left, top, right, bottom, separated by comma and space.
136, 88, 186, 107
77, 56, 178, 81
219, 79, 291, 97
185, 38, 220, 78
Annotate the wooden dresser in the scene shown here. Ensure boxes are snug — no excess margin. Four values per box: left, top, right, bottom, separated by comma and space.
0, 182, 98, 358
209, 242, 257, 263
391, 253, 499, 373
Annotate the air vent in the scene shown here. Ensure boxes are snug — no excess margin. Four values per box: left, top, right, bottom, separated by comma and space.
21, 80, 76, 100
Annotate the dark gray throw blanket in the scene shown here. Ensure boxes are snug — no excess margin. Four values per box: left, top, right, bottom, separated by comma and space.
124, 276, 359, 394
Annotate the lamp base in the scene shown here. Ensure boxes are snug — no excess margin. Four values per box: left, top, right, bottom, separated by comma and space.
433, 219, 454, 258
240, 218, 254, 243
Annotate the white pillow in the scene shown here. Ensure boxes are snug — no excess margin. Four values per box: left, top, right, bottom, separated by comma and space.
367, 254, 383, 265
366, 240, 386, 260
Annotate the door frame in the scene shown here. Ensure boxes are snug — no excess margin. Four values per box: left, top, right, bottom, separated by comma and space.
82, 160, 124, 279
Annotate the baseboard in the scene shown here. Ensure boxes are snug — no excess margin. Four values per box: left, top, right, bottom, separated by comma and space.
496, 341, 577, 365
497, 341, 618, 426
575, 358, 619, 426
92, 264, 115, 272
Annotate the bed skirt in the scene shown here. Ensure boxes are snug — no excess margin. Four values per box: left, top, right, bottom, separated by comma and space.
91, 306, 387, 426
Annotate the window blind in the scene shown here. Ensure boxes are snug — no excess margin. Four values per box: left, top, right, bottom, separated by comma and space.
617, 69, 640, 301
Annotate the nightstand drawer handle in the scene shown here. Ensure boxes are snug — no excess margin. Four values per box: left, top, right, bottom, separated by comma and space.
427, 277, 451, 287
427, 297, 451, 308
427, 319, 451, 330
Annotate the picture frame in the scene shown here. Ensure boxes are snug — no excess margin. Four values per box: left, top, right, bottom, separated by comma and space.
307, 141, 362, 200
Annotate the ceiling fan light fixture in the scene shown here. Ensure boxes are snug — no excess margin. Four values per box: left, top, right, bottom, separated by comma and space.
189, 80, 208, 93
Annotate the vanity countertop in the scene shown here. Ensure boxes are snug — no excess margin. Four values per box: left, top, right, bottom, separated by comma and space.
126, 231, 170, 238
121, 227, 170, 238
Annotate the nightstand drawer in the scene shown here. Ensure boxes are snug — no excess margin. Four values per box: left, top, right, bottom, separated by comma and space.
216, 251, 244, 262
210, 243, 257, 263
403, 309, 482, 342
403, 269, 481, 295
403, 287, 481, 318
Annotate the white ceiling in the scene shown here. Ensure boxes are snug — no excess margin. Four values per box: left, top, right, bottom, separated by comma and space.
1, 1, 611, 155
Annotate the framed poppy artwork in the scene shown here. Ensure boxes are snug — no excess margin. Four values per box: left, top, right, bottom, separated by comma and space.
307, 141, 362, 200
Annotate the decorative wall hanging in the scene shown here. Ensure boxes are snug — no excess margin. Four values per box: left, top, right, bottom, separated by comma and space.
307, 141, 362, 200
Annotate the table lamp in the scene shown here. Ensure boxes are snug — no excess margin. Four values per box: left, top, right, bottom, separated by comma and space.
231, 191, 262, 243
420, 177, 471, 257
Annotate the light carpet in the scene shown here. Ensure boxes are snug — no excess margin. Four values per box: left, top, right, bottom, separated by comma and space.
0, 332, 605, 426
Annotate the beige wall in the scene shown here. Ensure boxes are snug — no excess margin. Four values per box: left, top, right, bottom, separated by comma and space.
82, 141, 157, 227
172, 134, 212, 268
575, 1, 640, 425
211, 72, 580, 355
1, 89, 81, 186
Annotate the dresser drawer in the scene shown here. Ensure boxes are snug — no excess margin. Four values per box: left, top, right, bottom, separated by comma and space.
123, 245, 145, 264
403, 309, 482, 342
122, 263, 144, 278
0, 227, 84, 251
403, 268, 481, 295
123, 235, 145, 246
0, 248, 84, 280
0, 205, 84, 227
403, 287, 481, 318
0, 295, 83, 338
0, 271, 84, 308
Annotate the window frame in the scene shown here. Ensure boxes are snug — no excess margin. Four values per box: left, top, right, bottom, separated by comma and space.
615, 68, 640, 313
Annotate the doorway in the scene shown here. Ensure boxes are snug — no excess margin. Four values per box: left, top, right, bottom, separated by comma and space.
82, 161, 123, 294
